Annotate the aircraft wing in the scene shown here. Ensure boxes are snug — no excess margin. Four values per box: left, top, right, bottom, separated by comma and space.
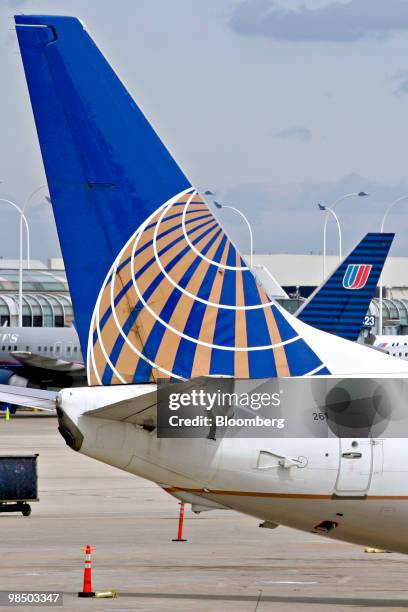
10, 351, 85, 375
0, 384, 57, 411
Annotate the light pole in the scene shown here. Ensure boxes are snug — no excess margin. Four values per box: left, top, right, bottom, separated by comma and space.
21, 183, 49, 269
378, 195, 408, 335
321, 191, 368, 280
0, 198, 30, 327
213, 201, 253, 268
318, 204, 342, 270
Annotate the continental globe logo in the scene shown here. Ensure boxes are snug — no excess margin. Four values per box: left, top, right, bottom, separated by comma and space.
87, 189, 325, 384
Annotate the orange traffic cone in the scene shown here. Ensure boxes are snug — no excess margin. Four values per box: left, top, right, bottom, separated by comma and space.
78, 545, 95, 597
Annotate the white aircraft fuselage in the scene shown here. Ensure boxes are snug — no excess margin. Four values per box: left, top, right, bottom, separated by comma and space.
58, 383, 408, 555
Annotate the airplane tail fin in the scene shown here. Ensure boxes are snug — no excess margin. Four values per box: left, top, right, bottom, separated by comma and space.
15, 15, 190, 358
296, 233, 394, 341
15, 15, 332, 383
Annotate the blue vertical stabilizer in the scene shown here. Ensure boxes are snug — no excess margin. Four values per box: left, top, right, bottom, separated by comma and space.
297, 233, 394, 341
15, 15, 328, 382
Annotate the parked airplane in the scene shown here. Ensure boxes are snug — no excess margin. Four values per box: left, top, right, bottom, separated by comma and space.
296, 233, 394, 341
374, 335, 408, 359
11, 14, 408, 555
0, 326, 84, 412
0, 326, 84, 387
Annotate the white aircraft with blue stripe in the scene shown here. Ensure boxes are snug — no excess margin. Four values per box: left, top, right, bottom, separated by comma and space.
8, 14, 408, 555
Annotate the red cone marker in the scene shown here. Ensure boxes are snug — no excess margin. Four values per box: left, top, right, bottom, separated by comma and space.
172, 501, 187, 542
78, 545, 95, 597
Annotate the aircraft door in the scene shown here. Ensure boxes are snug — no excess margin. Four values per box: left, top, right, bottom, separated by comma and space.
334, 439, 373, 497
54, 342, 62, 358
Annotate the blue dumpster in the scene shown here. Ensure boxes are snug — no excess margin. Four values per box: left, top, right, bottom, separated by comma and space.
0, 455, 38, 516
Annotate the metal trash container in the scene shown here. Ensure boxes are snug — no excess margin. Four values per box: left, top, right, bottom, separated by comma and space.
0, 454, 38, 516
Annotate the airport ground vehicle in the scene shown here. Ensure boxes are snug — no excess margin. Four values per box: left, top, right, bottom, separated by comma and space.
0, 454, 38, 516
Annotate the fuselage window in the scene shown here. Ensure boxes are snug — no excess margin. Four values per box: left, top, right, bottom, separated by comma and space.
26, 346, 29, 351
44, 346, 47, 352
7, 346, 11, 351
37, 346, 41, 352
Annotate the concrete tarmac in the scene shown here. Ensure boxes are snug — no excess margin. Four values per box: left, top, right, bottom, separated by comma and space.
0, 415, 407, 611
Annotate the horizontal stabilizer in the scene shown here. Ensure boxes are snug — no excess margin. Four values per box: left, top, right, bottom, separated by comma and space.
84, 386, 158, 428
84, 378, 211, 428
0, 384, 57, 411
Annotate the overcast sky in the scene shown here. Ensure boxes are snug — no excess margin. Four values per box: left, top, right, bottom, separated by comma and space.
2, 0, 408, 262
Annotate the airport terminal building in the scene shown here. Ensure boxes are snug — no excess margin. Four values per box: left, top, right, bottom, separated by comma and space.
0, 258, 72, 327
2, 254, 408, 336
252, 253, 408, 336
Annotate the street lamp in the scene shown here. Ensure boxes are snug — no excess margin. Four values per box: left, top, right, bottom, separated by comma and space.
0, 198, 30, 327
318, 204, 342, 268
378, 195, 408, 335
321, 191, 368, 279
213, 200, 254, 268
21, 183, 49, 268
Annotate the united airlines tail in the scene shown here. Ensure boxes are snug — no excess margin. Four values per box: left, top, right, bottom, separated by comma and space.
296, 233, 393, 341
15, 15, 408, 383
